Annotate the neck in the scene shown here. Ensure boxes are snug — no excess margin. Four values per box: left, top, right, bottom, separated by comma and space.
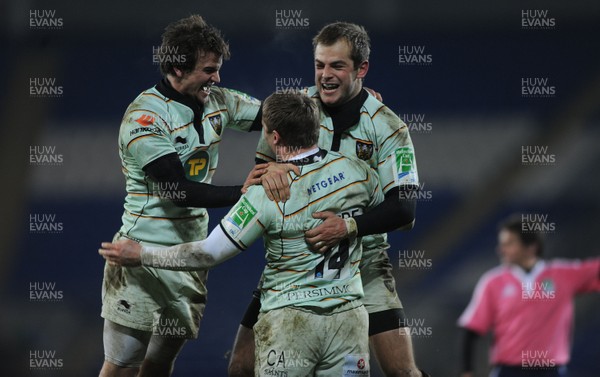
166, 75, 184, 95
276, 145, 319, 162
346, 85, 363, 103
326, 86, 363, 109
517, 257, 538, 272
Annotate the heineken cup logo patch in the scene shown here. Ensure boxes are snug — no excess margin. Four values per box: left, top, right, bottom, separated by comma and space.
394, 147, 418, 185
397, 148, 413, 174
224, 197, 258, 239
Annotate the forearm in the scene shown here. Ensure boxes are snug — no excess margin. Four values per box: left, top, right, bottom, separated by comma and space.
172, 180, 242, 208
144, 152, 242, 208
354, 187, 416, 237
140, 225, 242, 270
249, 105, 263, 132
461, 329, 479, 373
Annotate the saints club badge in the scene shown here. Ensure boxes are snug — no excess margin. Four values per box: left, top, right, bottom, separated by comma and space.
355, 140, 373, 160
208, 114, 222, 135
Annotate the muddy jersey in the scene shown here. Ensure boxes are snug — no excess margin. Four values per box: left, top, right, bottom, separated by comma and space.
255, 86, 418, 252
118, 80, 260, 245
220, 150, 384, 311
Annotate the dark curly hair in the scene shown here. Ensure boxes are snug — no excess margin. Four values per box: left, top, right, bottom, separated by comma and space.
158, 15, 230, 77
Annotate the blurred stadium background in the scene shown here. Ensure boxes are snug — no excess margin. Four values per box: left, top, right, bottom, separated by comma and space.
1, 0, 599, 376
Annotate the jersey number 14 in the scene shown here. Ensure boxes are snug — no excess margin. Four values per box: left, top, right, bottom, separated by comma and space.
314, 239, 351, 280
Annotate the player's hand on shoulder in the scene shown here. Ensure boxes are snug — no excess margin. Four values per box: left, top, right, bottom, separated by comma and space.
242, 163, 269, 194
305, 211, 347, 253
260, 162, 300, 203
99, 239, 142, 267
364, 87, 383, 102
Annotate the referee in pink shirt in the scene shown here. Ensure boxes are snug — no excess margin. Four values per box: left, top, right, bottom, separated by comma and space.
458, 215, 599, 377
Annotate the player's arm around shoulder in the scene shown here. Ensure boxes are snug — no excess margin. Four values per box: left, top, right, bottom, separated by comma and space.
303, 155, 380, 252
213, 86, 261, 131
258, 162, 300, 203
98, 192, 271, 271
99, 231, 237, 271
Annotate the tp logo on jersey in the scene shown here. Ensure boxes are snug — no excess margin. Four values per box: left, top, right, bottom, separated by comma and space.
355, 140, 373, 160
223, 197, 258, 239
185, 150, 209, 181
208, 114, 222, 135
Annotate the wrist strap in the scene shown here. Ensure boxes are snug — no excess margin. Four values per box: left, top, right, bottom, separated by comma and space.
344, 217, 358, 238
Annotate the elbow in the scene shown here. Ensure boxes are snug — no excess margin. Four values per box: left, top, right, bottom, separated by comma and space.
190, 253, 218, 270
171, 199, 192, 208
398, 218, 415, 231
396, 202, 416, 231
206, 254, 221, 269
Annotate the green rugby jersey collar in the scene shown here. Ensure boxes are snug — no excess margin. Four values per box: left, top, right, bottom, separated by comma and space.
156, 78, 207, 144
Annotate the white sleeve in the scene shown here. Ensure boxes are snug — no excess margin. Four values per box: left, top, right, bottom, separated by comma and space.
140, 226, 242, 270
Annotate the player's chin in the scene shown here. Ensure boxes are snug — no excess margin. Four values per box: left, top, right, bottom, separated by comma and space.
196, 91, 210, 104
319, 91, 342, 106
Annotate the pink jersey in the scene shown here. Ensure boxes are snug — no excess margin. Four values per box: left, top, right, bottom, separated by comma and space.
458, 259, 599, 366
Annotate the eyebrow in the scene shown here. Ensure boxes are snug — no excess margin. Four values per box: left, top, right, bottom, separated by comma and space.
314, 58, 347, 66
200, 63, 221, 71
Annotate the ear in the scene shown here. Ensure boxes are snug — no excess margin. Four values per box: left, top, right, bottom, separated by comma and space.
356, 60, 369, 79
272, 130, 281, 145
173, 67, 184, 79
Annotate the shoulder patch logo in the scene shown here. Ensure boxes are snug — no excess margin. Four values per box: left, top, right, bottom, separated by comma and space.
208, 114, 222, 135
135, 114, 155, 127
394, 147, 418, 185
355, 140, 374, 160
541, 278, 555, 293
223, 196, 258, 239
